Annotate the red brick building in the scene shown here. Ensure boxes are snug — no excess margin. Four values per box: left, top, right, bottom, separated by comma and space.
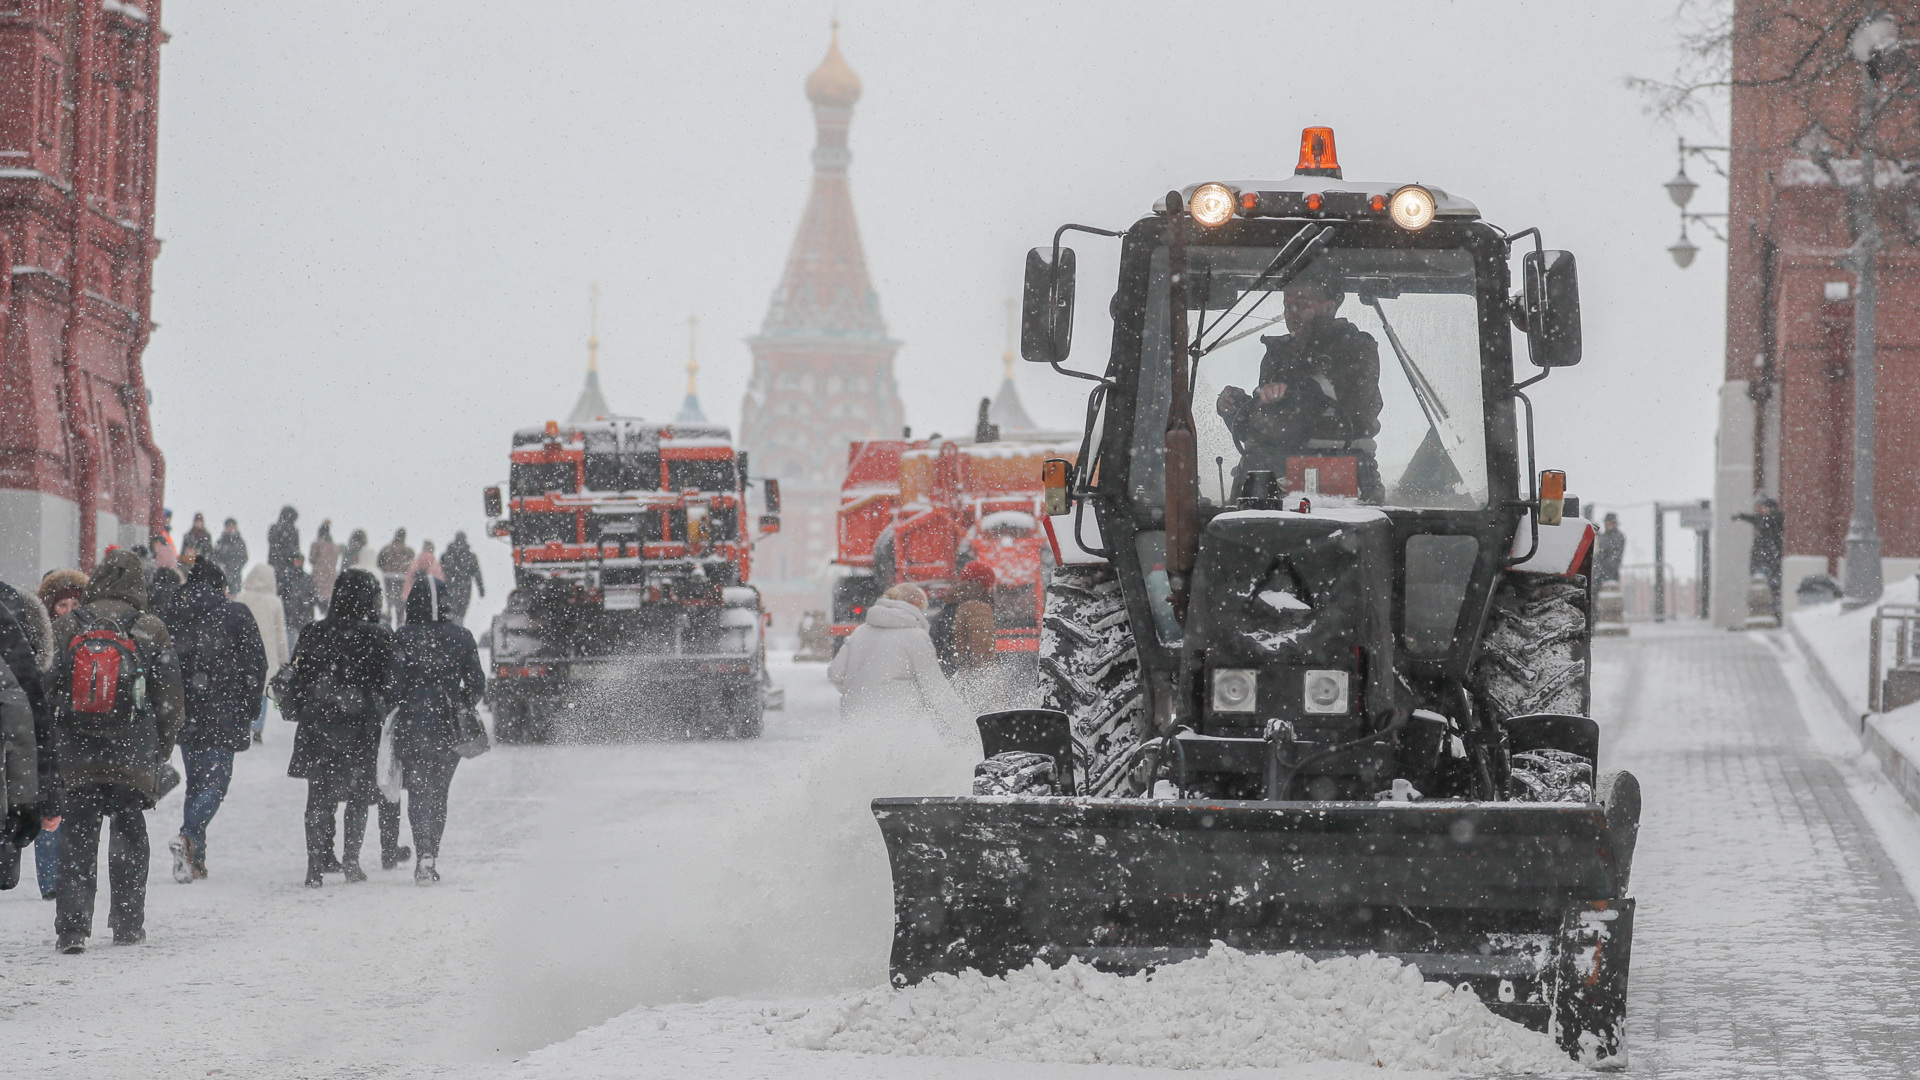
0, 1, 166, 587
740, 26, 905, 627
1712, 1, 1920, 624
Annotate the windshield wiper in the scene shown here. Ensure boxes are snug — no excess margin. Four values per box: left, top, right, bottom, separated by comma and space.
1194, 224, 1339, 358
1362, 294, 1450, 428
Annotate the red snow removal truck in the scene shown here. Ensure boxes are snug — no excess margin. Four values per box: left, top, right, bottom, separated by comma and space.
831, 437, 1078, 660
482, 417, 780, 742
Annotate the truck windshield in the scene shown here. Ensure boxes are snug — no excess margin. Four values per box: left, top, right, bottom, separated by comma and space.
1130, 242, 1490, 513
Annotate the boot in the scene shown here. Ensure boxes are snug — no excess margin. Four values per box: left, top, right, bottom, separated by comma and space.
113, 926, 146, 946
318, 853, 344, 874
382, 845, 412, 872
414, 855, 438, 886
304, 857, 325, 889
343, 859, 367, 884
55, 931, 86, 954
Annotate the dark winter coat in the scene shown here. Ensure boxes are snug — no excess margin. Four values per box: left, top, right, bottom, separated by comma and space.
389, 576, 484, 769
163, 566, 268, 753
278, 563, 319, 640
0, 582, 53, 812
441, 535, 484, 614
1735, 505, 1786, 579
283, 570, 393, 804
47, 550, 185, 809
181, 523, 213, 559
1594, 529, 1626, 585
147, 566, 185, 619
267, 507, 300, 571
211, 529, 249, 592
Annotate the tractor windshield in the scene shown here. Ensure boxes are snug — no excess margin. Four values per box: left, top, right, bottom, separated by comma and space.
1131, 241, 1490, 513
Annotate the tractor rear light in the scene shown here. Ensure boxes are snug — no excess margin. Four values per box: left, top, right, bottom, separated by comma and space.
1212, 668, 1258, 713
1303, 670, 1349, 714
1189, 183, 1235, 227
1305, 193, 1324, 212
1240, 191, 1258, 211
1370, 193, 1387, 212
1389, 185, 1436, 230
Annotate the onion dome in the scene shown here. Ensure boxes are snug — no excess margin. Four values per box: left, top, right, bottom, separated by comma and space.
805, 24, 862, 107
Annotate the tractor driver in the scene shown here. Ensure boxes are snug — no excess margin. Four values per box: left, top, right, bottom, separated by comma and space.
1214, 270, 1385, 502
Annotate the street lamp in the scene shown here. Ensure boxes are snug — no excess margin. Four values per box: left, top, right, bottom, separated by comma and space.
1840, 11, 1908, 609
1662, 137, 1728, 268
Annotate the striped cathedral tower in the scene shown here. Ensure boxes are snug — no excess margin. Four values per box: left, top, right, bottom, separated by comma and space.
740, 24, 904, 626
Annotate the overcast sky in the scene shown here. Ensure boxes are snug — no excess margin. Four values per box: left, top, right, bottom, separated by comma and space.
147, 0, 1727, 630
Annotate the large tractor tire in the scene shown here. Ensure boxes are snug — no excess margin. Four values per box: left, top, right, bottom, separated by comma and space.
1039, 564, 1146, 797
1472, 570, 1589, 724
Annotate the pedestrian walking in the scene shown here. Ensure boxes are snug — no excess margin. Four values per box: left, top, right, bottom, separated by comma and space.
32, 570, 84, 898
180, 513, 213, 562
211, 519, 249, 596
441, 532, 485, 625
827, 583, 968, 728
1594, 513, 1626, 586
340, 529, 369, 578
279, 553, 320, 650
0, 579, 53, 899
948, 562, 1001, 712
148, 536, 185, 618
1734, 497, 1786, 620
267, 505, 300, 573
280, 569, 396, 887
237, 565, 290, 746
389, 574, 485, 885
377, 529, 415, 628
47, 550, 185, 952
159, 560, 266, 883
399, 541, 446, 617
309, 520, 341, 613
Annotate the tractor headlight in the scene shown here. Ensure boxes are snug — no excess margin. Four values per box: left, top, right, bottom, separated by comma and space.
1189, 183, 1236, 228
1303, 670, 1350, 714
1388, 185, 1436, 231
1211, 668, 1259, 713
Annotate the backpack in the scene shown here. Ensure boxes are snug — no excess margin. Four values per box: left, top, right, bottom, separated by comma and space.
63, 609, 146, 725
180, 606, 241, 714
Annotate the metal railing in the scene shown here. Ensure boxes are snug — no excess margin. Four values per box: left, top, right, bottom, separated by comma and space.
1869, 603, 1920, 713
1610, 563, 1698, 622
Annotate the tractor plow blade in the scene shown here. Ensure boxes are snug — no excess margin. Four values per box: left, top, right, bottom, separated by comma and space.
874, 796, 1634, 1064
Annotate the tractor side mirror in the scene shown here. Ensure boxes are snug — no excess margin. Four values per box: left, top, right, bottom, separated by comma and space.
1021, 246, 1076, 364
483, 485, 503, 519
1522, 249, 1582, 368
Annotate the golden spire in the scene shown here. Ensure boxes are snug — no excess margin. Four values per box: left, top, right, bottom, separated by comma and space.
686, 314, 699, 395
587, 282, 601, 373
806, 19, 862, 107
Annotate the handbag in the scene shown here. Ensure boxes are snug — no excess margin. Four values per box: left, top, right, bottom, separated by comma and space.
451, 702, 490, 759
376, 708, 405, 801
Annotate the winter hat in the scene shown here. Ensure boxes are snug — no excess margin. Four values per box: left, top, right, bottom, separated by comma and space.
959, 561, 997, 590
187, 557, 227, 592
882, 583, 928, 610
39, 568, 88, 613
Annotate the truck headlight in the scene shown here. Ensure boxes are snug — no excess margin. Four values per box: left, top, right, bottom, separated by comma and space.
1211, 668, 1258, 713
1303, 670, 1349, 714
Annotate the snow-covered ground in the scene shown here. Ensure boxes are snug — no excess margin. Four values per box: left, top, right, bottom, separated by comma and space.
14, 629, 1920, 1078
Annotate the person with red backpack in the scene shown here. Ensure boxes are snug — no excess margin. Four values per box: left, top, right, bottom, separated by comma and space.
47, 549, 184, 954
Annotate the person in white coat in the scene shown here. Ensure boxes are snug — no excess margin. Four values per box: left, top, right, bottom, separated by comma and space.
237, 565, 290, 745
827, 584, 968, 729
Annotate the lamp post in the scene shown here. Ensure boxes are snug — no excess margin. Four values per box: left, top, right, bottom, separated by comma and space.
1840, 12, 1903, 609
1663, 138, 1729, 268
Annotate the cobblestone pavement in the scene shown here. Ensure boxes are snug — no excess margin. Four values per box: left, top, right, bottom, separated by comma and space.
1598, 624, 1920, 1078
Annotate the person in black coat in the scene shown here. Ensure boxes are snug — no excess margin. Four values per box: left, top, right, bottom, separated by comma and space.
158, 560, 267, 882
282, 569, 394, 887
211, 519, 249, 598
389, 574, 484, 885
440, 532, 485, 626
267, 505, 300, 572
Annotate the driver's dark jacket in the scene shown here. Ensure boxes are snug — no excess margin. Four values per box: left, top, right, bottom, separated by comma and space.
1220, 317, 1383, 451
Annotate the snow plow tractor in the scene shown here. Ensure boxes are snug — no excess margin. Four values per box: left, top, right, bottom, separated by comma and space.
873, 129, 1641, 1064
483, 417, 779, 742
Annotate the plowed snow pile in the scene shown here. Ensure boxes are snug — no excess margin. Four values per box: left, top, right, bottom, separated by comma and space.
777, 947, 1573, 1073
